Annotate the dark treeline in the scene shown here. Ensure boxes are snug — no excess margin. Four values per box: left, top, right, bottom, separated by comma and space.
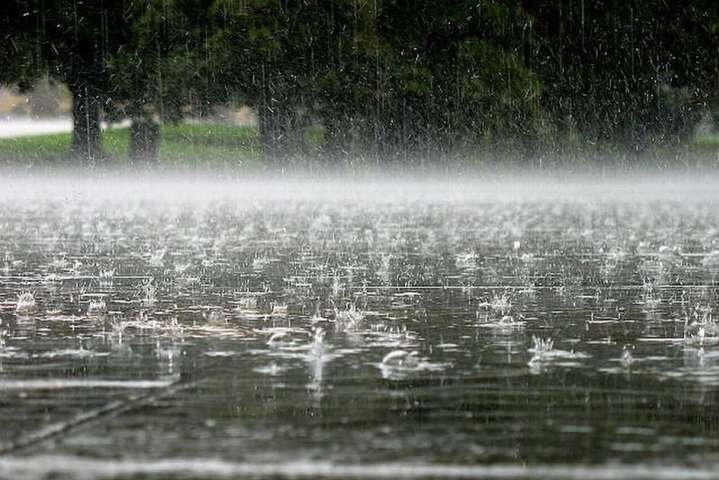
2, 0, 719, 164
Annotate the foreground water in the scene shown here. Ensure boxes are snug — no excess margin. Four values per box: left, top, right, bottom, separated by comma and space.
0, 176, 718, 479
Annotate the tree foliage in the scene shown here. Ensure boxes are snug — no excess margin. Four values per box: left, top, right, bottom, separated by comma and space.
2, 0, 718, 164
2, 0, 136, 160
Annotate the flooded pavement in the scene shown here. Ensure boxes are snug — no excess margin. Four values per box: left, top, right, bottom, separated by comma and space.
0, 177, 718, 479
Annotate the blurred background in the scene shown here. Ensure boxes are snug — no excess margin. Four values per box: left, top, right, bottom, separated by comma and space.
1, 1, 719, 171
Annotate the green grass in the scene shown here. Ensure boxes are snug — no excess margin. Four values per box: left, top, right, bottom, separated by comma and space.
1, 122, 718, 172
0, 123, 263, 169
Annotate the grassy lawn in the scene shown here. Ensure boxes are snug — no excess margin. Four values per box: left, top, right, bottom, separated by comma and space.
1, 121, 718, 171
0, 123, 263, 169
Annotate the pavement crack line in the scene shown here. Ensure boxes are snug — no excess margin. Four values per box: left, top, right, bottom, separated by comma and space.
0, 379, 196, 455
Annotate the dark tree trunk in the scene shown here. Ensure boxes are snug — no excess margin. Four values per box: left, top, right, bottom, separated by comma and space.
258, 105, 293, 167
258, 108, 280, 160
69, 81, 102, 162
320, 117, 343, 159
130, 117, 160, 162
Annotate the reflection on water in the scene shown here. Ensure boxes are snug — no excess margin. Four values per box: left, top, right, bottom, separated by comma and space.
1, 178, 719, 478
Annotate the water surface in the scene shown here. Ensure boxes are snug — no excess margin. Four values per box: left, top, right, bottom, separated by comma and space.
0, 176, 717, 479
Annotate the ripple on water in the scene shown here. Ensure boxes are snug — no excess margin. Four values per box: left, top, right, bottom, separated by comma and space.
2, 183, 719, 468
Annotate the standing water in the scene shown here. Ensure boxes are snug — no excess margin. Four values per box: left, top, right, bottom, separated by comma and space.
0, 175, 718, 479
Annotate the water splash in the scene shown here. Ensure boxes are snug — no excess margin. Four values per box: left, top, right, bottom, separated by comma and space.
270, 302, 288, 317
141, 280, 157, 307
98, 269, 115, 287
621, 345, 636, 367
87, 298, 107, 315
203, 308, 226, 326
307, 327, 327, 398
148, 248, 167, 267
378, 349, 447, 380
15, 291, 37, 314
333, 302, 365, 332
684, 306, 719, 346
529, 336, 554, 360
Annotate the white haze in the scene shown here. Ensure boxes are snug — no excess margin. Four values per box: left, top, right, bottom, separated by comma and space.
0, 171, 716, 206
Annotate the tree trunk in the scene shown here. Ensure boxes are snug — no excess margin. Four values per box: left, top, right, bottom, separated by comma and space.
130, 117, 160, 163
69, 81, 103, 162
258, 105, 293, 167
320, 117, 343, 159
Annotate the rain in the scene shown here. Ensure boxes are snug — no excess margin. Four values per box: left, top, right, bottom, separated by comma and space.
2, 2, 719, 480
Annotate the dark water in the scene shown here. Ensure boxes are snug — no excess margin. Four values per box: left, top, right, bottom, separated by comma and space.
0, 178, 718, 479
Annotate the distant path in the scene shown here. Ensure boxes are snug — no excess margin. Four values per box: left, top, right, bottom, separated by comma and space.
0, 118, 130, 138
0, 118, 72, 138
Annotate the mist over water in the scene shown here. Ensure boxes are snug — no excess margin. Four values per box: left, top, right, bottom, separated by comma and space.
0, 170, 716, 204
0, 173, 718, 479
